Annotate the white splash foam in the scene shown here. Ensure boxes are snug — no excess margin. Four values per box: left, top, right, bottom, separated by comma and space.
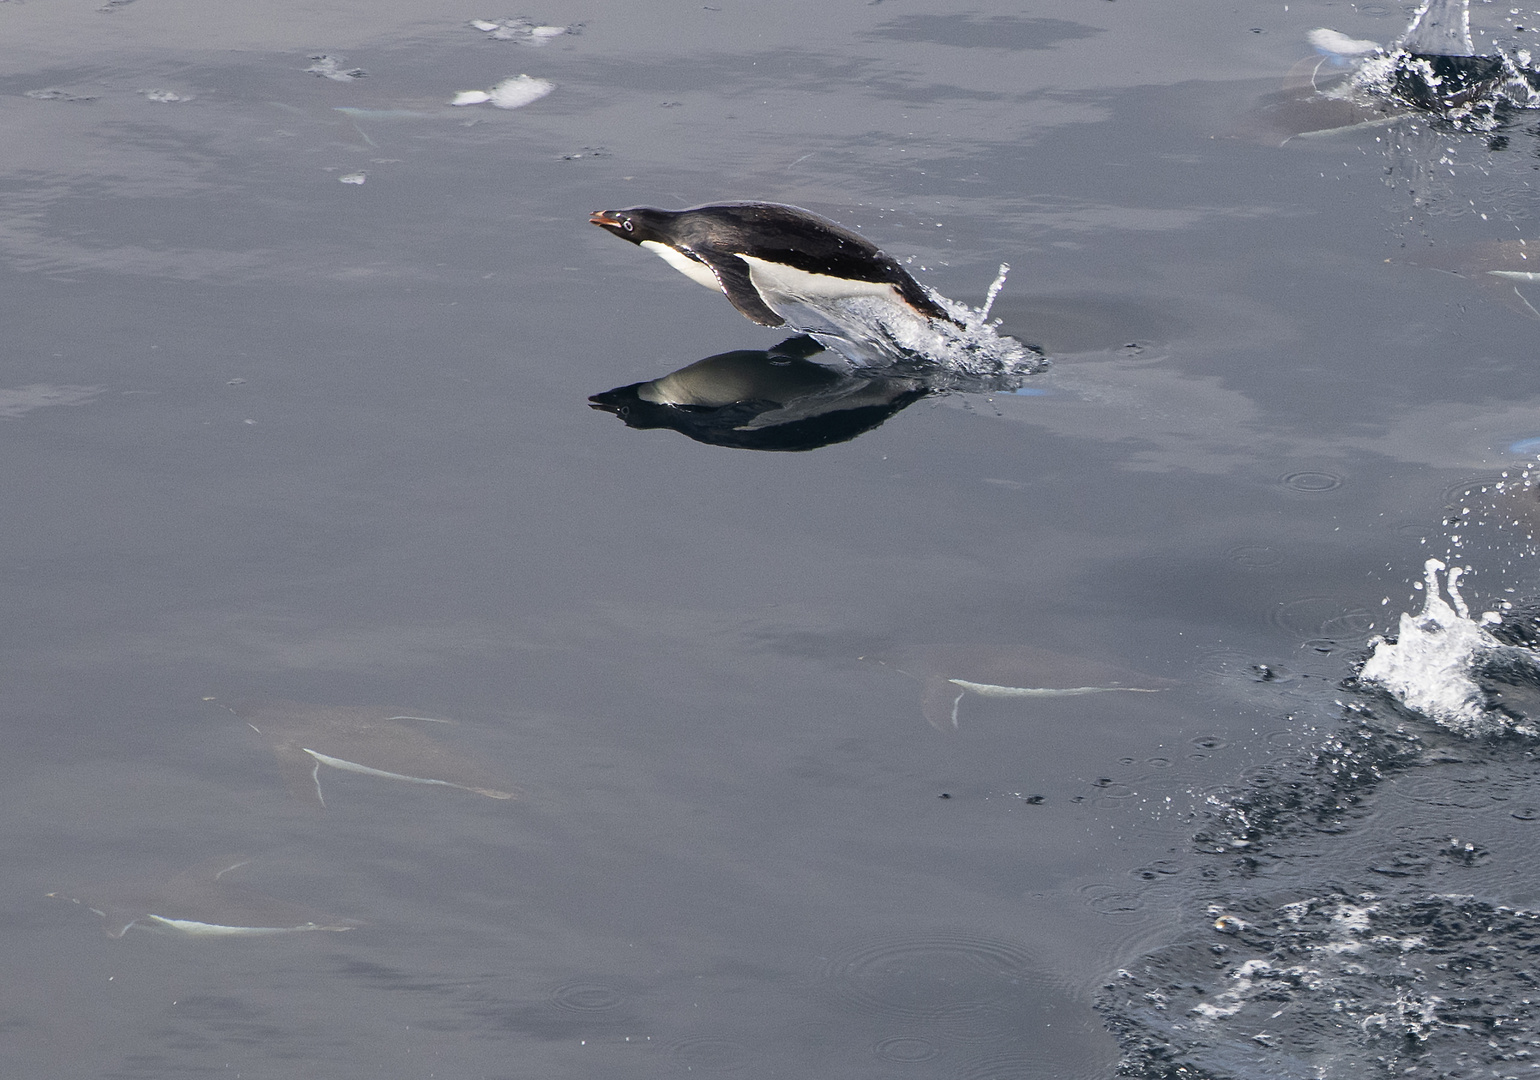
784, 263, 1047, 386
1359, 559, 1509, 733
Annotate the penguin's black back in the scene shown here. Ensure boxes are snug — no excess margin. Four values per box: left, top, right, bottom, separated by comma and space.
660, 202, 952, 323
668, 202, 894, 277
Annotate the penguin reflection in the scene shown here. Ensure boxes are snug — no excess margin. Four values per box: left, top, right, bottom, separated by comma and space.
589, 337, 928, 452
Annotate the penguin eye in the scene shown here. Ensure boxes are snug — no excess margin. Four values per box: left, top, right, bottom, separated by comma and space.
622, 219, 634, 232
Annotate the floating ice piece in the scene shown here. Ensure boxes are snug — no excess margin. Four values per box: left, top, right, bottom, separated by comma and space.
306, 55, 367, 81
49, 858, 357, 939
451, 74, 554, 109
139, 89, 190, 103
1308, 28, 1382, 57
230, 700, 522, 807
490, 74, 554, 108
338, 172, 367, 184
470, 16, 579, 44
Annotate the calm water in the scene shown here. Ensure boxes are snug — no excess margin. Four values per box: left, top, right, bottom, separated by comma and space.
6, 2, 1540, 1077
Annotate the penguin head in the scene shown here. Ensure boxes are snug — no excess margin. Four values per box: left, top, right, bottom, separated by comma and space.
588, 207, 676, 246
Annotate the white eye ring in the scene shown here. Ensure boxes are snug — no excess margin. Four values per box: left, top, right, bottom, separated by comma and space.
622, 219, 633, 232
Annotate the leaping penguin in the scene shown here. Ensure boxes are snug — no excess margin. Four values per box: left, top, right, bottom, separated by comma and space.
588, 201, 961, 331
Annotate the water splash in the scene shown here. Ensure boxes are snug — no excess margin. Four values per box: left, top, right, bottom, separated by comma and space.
796, 264, 1047, 385
1358, 558, 1540, 736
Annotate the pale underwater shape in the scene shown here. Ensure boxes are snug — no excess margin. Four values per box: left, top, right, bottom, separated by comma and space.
876, 644, 1171, 731
226, 700, 522, 807
49, 859, 357, 939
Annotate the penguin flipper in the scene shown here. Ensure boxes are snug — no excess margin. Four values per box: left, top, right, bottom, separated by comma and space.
699, 252, 786, 327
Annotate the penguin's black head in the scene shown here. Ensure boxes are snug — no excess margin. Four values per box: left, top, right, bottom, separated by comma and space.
589, 207, 674, 246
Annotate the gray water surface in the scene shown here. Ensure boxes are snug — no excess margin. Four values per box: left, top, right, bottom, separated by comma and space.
6, 2, 1540, 1078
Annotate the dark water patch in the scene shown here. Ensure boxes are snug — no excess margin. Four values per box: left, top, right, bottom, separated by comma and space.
1192, 713, 1425, 858
867, 15, 1104, 52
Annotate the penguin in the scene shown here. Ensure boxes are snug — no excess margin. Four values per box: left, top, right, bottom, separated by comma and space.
588, 201, 961, 331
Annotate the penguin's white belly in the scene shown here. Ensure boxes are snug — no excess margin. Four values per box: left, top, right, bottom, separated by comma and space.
641, 241, 723, 291
738, 255, 904, 307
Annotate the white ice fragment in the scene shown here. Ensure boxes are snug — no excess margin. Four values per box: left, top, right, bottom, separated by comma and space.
338, 172, 366, 185
489, 74, 554, 109
529, 25, 568, 41
1309, 27, 1383, 56
470, 19, 500, 32
450, 76, 553, 109
139, 89, 190, 103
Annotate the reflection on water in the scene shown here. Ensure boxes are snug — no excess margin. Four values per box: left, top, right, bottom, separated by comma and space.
590, 335, 1020, 451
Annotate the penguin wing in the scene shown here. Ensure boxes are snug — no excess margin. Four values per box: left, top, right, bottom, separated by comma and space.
694, 250, 786, 327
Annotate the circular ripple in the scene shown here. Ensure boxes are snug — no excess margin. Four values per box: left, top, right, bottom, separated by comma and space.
958, 1048, 1052, 1080
1401, 776, 1504, 809
874, 1036, 941, 1063
550, 981, 624, 1012
1282, 471, 1343, 492
1077, 882, 1147, 918
1443, 473, 1514, 506
1226, 544, 1285, 570
814, 933, 1042, 1024
669, 1036, 752, 1072
1270, 597, 1375, 639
